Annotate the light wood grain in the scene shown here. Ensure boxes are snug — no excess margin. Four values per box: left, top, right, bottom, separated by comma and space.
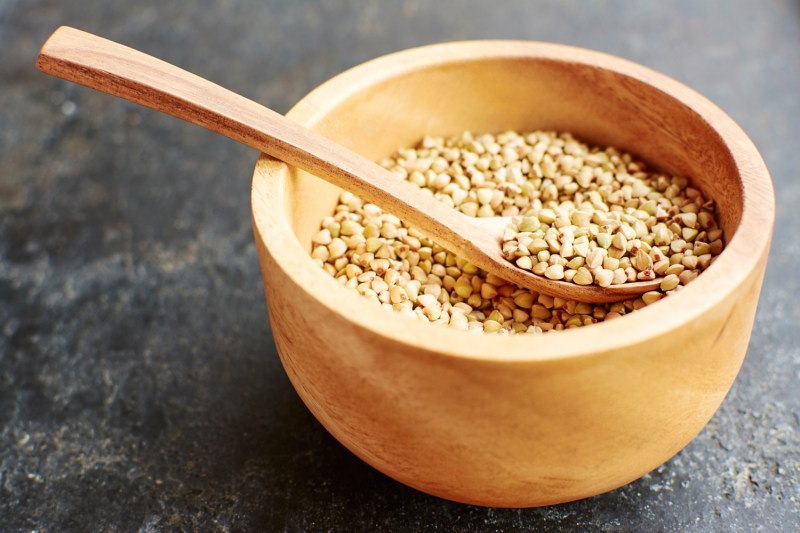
251, 41, 773, 506
36, 26, 659, 302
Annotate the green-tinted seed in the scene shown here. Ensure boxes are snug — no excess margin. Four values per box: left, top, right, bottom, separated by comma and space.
642, 291, 663, 305
513, 292, 535, 309
660, 274, 680, 291
518, 217, 540, 232
515, 256, 533, 270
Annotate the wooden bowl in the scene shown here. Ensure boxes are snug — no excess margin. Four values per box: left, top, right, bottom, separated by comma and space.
250, 41, 774, 507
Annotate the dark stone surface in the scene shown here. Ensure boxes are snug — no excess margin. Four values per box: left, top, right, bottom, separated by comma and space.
1, 0, 798, 530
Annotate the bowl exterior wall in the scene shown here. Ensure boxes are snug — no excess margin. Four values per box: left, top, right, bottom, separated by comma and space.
254, 225, 767, 507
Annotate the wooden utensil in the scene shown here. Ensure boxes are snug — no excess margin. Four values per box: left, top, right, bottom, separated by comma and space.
36, 26, 660, 302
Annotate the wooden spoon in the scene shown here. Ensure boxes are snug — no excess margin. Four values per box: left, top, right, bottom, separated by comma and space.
36, 26, 661, 303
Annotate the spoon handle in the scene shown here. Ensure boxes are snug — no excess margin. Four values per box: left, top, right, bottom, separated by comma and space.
37, 26, 474, 252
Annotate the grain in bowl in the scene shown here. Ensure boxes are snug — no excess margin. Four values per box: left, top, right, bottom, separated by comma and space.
309, 129, 723, 334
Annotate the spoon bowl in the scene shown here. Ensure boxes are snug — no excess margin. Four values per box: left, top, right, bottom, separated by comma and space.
465, 215, 662, 299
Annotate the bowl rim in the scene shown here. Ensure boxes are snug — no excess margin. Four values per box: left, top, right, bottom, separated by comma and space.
251, 40, 775, 363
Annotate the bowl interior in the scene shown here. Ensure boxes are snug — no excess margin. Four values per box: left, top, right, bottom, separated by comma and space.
284, 52, 743, 255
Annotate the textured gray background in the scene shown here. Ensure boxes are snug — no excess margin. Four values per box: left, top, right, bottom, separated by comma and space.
1, 0, 799, 531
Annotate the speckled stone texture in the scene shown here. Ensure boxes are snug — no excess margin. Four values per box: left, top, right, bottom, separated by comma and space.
1, 0, 798, 531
